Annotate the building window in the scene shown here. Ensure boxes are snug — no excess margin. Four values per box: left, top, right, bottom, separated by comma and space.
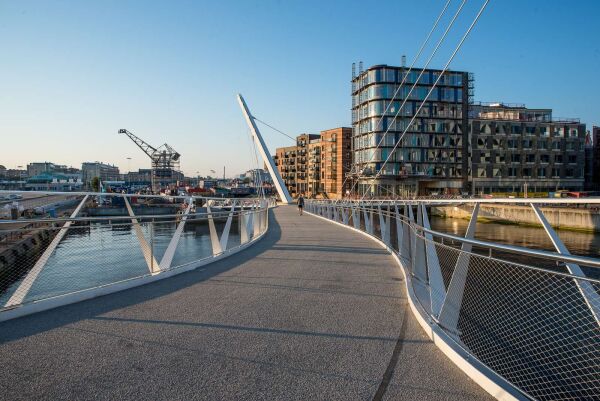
480, 123, 492, 134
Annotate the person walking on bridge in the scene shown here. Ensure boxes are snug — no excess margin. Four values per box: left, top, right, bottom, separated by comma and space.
297, 194, 305, 216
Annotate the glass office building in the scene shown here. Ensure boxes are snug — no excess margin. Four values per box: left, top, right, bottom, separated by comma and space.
351, 64, 471, 196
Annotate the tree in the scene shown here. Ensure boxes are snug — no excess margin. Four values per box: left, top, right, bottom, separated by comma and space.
91, 176, 100, 192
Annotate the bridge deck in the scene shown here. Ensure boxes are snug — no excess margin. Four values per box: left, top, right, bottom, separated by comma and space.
0, 206, 492, 401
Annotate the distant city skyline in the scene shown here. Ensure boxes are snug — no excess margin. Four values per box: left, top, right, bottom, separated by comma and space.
1, 0, 599, 176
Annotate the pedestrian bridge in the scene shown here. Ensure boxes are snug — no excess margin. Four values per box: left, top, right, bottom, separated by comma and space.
0, 192, 598, 401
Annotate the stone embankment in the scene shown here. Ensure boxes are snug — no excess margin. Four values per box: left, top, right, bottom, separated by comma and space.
431, 204, 600, 232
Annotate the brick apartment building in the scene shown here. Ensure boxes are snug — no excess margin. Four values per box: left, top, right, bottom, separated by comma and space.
273, 127, 352, 199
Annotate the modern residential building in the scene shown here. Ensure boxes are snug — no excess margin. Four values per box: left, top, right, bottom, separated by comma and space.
295, 134, 319, 195
469, 103, 585, 193
319, 127, 353, 198
593, 126, 600, 189
81, 162, 120, 188
274, 145, 298, 195
584, 130, 595, 190
273, 128, 352, 199
307, 137, 321, 196
351, 64, 471, 197
350, 63, 587, 196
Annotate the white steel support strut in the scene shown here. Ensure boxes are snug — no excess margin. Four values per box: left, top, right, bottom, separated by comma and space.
531, 204, 600, 325
237, 94, 293, 204
422, 205, 445, 317
159, 197, 194, 271
438, 203, 479, 333
124, 196, 160, 274
5, 195, 89, 307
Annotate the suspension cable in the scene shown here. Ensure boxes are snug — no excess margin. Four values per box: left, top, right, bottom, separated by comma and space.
349, 0, 468, 197
361, 0, 490, 201
340, 0, 452, 195
254, 117, 297, 142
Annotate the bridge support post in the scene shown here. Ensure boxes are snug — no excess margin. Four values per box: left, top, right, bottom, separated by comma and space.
352, 204, 360, 230
438, 203, 479, 335
160, 197, 194, 270
220, 200, 237, 252
402, 204, 412, 268
412, 204, 427, 283
124, 195, 160, 274
253, 201, 261, 238
341, 206, 349, 225
363, 209, 373, 235
531, 204, 600, 325
422, 205, 446, 317
395, 204, 403, 254
378, 205, 390, 246
207, 204, 223, 256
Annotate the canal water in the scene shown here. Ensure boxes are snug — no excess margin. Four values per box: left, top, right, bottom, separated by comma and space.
0, 218, 241, 306
429, 215, 600, 279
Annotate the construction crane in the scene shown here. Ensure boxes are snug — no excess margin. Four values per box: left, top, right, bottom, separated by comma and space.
119, 129, 181, 193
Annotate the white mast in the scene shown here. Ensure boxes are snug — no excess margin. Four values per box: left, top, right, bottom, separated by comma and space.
237, 94, 293, 204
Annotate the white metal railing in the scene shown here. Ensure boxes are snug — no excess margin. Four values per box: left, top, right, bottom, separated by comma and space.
0, 191, 273, 318
306, 198, 600, 401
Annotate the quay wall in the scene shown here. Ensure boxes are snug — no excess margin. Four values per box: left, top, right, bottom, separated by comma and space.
0, 229, 54, 288
430, 204, 600, 232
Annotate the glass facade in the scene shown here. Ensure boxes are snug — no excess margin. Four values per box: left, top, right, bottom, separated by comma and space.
470, 107, 585, 193
351, 65, 469, 196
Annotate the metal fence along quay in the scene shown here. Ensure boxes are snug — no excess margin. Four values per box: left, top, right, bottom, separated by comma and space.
306, 198, 600, 401
0, 192, 271, 320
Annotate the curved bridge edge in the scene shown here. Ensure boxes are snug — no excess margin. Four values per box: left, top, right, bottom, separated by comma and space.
305, 210, 527, 401
0, 228, 269, 323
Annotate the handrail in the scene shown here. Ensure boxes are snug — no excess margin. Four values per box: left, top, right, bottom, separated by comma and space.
419, 227, 600, 272
307, 202, 600, 269
0, 193, 272, 320
305, 198, 600, 401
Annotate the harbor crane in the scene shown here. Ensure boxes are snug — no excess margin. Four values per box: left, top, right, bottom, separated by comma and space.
119, 129, 181, 193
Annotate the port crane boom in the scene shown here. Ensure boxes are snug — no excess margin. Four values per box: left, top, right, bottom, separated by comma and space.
119, 129, 181, 193
118, 129, 158, 159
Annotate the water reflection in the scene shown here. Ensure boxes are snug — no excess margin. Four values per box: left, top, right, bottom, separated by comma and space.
429, 216, 600, 279
0, 217, 241, 305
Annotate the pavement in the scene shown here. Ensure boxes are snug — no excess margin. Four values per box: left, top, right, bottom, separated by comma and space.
0, 206, 494, 401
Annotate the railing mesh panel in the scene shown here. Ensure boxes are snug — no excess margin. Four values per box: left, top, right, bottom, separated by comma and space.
309, 202, 600, 401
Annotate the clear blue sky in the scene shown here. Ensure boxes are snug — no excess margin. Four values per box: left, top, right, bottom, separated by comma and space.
1, 0, 599, 177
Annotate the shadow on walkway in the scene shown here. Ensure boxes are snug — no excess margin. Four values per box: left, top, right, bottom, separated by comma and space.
0, 209, 282, 344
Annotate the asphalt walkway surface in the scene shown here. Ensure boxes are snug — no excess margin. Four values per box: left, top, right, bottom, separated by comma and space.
0, 206, 493, 401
